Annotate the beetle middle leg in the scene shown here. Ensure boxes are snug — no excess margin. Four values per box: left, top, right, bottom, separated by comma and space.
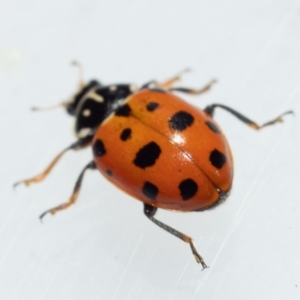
169, 79, 217, 96
141, 69, 191, 90
39, 161, 96, 220
159, 68, 191, 88
144, 203, 208, 269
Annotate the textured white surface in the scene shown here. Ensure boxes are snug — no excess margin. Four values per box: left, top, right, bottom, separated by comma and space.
1, 1, 300, 299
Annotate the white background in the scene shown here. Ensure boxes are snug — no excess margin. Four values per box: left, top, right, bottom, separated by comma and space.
1, 1, 300, 299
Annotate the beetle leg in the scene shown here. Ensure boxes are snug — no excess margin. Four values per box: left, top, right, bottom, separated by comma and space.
159, 68, 191, 89
14, 135, 93, 188
144, 204, 208, 269
141, 69, 191, 90
39, 161, 96, 220
169, 79, 217, 95
204, 104, 293, 130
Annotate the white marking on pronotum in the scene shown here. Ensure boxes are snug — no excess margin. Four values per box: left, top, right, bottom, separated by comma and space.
109, 85, 117, 91
87, 90, 104, 103
83, 109, 91, 117
77, 127, 92, 138
130, 83, 138, 92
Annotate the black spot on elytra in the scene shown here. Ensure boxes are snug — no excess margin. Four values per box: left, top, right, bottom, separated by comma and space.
210, 149, 226, 169
133, 142, 161, 169
115, 104, 131, 117
169, 111, 194, 131
106, 169, 113, 176
93, 139, 106, 157
142, 181, 159, 200
146, 102, 159, 112
179, 178, 198, 200
120, 128, 132, 141
205, 121, 220, 133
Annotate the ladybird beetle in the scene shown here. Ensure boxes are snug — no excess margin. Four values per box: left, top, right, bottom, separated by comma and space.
15, 63, 292, 269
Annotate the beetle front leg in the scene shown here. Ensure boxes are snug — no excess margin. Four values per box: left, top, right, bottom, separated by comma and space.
14, 135, 93, 188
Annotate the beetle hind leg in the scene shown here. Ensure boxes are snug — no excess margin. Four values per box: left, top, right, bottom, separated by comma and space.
144, 204, 208, 269
204, 104, 293, 130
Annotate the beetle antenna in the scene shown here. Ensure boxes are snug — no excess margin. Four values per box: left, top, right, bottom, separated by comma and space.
71, 60, 85, 89
31, 101, 68, 112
